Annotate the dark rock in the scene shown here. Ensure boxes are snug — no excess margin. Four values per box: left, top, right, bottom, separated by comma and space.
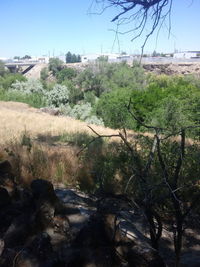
3, 213, 34, 248
9, 233, 54, 267
98, 195, 166, 267
35, 201, 55, 230
53, 214, 70, 236
0, 187, 11, 208
127, 246, 165, 267
31, 179, 57, 202
0, 180, 166, 267
0, 160, 13, 178
0, 247, 16, 267
0, 160, 17, 197
0, 239, 4, 257
40, 107, 60, 116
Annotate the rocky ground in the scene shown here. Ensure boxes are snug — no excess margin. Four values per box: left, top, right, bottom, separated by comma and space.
0, 160, 200, 266
0, 160, 165, 267
142, 62, 200, 75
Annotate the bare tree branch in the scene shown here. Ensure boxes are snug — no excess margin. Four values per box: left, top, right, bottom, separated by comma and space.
93, 0, 173, 52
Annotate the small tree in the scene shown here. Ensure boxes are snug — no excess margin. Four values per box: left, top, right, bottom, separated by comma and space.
21, 55, 31, 60
45, 84, 69, 107
56, 68, 77, 83
66, 52, 72, 63
0, 60, 7, 76
49, 58, 63, 76
66, 52, 81, 63
40, 67, 49, 81
13, 56, 20, 60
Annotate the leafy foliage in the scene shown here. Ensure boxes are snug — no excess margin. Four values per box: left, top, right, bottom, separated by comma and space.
0, 60, 8, 76
0, 73, 26, 90
49, 58, 63, 75
66, 51, 81, 63
45, 84, 69, 107
97, 74, 200, 133
40, 67, 49, 81
56, 67, 77, 83
11, 79, 44, 94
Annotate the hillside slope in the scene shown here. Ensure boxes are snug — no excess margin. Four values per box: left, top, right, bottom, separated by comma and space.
0, 101, 118, 144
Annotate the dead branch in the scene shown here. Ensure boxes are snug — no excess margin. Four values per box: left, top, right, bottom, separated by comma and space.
93, 0, 173, 53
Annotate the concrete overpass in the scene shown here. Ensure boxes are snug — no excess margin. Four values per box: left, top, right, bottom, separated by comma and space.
5, 61, 39, 74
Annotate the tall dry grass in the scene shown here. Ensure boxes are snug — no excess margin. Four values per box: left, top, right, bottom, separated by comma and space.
0, 101, 119, 144
0, 101, 122, 189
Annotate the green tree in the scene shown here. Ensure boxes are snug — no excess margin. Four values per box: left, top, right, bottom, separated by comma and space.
21, 55, 31, 60
13, 56, 20, 60
71, 54, 77, 63
77, 55, 81, 62
0, 73, 26, 90
66, 51, 72, 63
49, 58, 63, 76
152, 50, 160, 57
40, 67, 49, 81
45, 84, 69, 107
56, 68, 77, 83
0, 60, 7, 76
66, 52, 81, 63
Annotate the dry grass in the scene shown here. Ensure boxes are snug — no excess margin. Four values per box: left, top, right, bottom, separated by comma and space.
1, 101, 195, 190
1, 141, 80, 187
0, 101, 119, 144
0, 101, 122, 188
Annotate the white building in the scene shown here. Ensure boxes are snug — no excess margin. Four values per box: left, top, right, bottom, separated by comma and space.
81, 54, 103, 63
81, 53, 133, 63
173, 51, 200, 59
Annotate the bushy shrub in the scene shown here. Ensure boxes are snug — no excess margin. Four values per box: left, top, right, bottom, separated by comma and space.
40, 67, 49, 81
59, 104, 72, 116
96, 88, 135, 129
147, 96, 191, 133
0, 73, 26, 90
62, 80, 83, 104
0, 60, 8, 76
0, 89, 46, 108
97, 74, 200, 132
49, 58, 63, 76
83, 91, 97, 106
56, 68, 77, 83
69, 102, 92, 120
85, 115, 104, 126
11, 79, 44, 94
45, 84, 69, 107
59, 102, 104, 126
76, 61, 145, 97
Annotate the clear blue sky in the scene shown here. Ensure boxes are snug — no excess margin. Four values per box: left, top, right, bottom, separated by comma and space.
0, 0, 200, 58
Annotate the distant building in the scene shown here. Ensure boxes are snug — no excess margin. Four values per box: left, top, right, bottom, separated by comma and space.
81, 53, 133, 63
81, 54, 102, 63
173, 51, 200, 59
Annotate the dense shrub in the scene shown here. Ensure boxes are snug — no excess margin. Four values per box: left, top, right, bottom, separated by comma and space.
11, 79, 44, 94
49, 58, 63, 76
62, 80, 83, 104
0, 89, 46, 108
56, 68, 77, 83
97, 74, 200, 132
60, 102, 104, 126
76, 61, 145, 97
45, 84, 69, 107
40, 67, 49, 81
0, 73, 26, 90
